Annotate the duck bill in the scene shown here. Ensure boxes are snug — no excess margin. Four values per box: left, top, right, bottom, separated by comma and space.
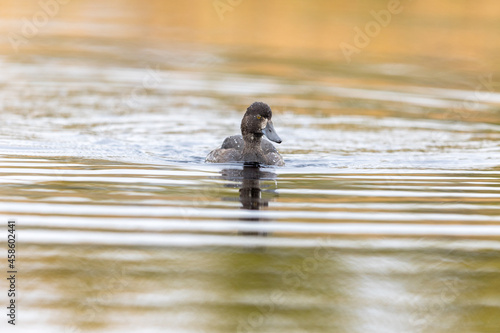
263, 120, 282, 143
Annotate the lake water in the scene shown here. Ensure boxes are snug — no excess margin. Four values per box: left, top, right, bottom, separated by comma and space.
1, 1, 500, 332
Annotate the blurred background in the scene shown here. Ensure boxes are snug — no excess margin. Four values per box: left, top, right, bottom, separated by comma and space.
1, 1, 500, 332
3, 0, 500, 68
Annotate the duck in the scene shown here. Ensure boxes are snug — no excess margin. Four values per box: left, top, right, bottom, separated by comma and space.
206, 102, 284, 166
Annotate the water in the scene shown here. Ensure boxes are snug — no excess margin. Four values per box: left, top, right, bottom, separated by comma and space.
1, 1, 500, 332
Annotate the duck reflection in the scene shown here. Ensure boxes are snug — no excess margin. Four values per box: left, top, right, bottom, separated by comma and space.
220, 163, 279, 236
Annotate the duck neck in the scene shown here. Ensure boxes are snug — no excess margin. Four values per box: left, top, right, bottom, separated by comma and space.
242, 133, 264, 157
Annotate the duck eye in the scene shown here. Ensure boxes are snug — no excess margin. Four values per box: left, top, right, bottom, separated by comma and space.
256, 115, 261, 119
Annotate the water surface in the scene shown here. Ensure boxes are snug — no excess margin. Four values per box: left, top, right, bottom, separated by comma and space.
1, 1, 500, 332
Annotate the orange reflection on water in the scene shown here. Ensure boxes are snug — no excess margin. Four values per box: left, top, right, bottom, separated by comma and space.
0, 0, 499, 70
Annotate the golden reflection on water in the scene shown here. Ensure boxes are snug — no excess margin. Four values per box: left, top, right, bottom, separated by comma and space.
21, 241, 500, 333
1, 0, 500, 71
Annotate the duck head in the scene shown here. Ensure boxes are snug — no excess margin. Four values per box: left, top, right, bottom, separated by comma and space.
241, 102, 282, 143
